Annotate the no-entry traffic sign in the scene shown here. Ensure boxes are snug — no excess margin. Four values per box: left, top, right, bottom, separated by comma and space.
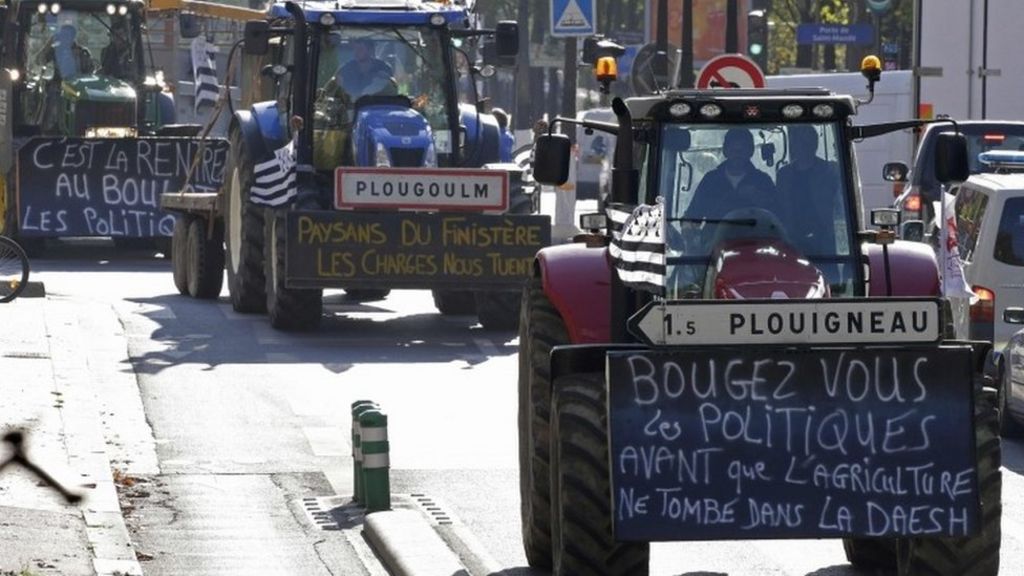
696, 54, 766, 89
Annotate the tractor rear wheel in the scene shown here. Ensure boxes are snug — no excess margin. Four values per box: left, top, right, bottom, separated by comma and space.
550, 372, 649, 575
186, 217, 225, 300
518, 275, 568, 569
265, 210, 322, 331
225, 126, 267, 313
896, 384, 1001, 576
172, 215, 192, 296
475, 290, 521, 331
432, 289, 476, 315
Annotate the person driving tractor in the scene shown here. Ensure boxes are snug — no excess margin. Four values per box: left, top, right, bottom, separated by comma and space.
335, 38, 395, 99
37, 24, 95, 80
685, 127, 777, 220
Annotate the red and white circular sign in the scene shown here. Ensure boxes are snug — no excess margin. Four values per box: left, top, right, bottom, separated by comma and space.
696, 54, 766, 89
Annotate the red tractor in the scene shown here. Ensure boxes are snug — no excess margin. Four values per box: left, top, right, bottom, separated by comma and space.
518, 60, 1001, 575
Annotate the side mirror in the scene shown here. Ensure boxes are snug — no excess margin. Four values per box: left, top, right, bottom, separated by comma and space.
243, 20, 271, 56
900, 220, 925, 242
532, 134, 571, 186
1004, 307, 1024, 325
179, 13, 201, 39
883, 161, 908, 182
934, 132, 969, 184
493, 21, 518, 66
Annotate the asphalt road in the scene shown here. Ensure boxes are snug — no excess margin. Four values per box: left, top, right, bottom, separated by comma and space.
23, 238, 1024, 575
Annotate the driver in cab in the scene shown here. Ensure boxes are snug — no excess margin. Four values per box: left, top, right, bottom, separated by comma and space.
685, 127, 777, 221
335, 38, 395, 100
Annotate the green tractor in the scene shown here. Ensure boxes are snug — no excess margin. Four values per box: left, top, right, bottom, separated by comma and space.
0, 0, 228, 250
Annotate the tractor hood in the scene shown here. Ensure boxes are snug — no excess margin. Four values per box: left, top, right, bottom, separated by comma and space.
62, 75, 136, 103
353, 102, 435, 168
706, 238, 829, 300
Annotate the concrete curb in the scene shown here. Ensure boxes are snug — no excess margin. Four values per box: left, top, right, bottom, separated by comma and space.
363, 509, 471, 576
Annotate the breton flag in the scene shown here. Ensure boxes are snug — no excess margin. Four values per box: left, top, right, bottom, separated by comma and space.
250, 140, 297, 207
937, 192, 977, 302
607, 199, 666, 293
190, 37, 219, 113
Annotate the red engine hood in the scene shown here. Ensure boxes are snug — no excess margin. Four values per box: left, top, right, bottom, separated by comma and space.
708, 238, 829, 300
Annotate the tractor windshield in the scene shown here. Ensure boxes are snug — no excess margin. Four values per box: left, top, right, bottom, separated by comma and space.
659, 121, 857, 298
315, 26, 453, 160
22, 7, 139, 82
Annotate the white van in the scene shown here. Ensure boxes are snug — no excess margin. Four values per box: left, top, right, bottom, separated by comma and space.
948, 167, 1024, 353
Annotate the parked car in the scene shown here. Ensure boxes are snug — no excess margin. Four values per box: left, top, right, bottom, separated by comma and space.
999, 307, 1024, 436
889, 120, 1024, 242
943, 165, 1024, 355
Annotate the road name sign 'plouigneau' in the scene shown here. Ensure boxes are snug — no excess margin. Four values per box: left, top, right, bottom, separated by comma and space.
628, 299, 942, 346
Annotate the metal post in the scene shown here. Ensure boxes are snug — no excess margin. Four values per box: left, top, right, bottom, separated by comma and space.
725, 0, 738, 53
350, 400, 378, 503
678, 0, 694, 88
655, 0, 668, 79
561, 37, 578, 131
359, 409, 390, 512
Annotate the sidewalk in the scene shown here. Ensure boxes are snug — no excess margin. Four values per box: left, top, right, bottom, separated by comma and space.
0, 291, 143, 576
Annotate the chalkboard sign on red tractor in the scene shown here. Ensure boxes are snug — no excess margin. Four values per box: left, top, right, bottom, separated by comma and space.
607, 345, 979, 541
16, 138, 229, 238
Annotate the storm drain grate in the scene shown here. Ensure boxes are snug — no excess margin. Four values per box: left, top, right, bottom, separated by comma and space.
299, 496, 365, 531
410, 493, 452, 525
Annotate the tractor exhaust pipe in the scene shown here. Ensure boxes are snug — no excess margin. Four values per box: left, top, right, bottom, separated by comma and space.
285, 2, 313, 171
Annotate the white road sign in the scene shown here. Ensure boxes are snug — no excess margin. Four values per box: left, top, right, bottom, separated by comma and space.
628, 299, 942, 346
335, 168, 509, 211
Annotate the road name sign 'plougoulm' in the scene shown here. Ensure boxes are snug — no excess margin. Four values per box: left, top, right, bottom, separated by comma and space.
628, 299, 942, 346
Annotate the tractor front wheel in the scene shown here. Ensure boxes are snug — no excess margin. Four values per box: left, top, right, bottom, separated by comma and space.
432, 289, 475, 315
475, 290, 521, 331
550, 372, 649, 575
225, 126, 267, 313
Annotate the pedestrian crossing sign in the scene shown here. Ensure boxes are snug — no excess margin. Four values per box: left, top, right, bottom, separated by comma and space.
551, 0, 595, 37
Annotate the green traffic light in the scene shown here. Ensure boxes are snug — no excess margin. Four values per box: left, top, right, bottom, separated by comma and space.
749, 44, 763, 56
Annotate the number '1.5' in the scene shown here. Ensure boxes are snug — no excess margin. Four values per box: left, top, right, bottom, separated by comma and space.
664, 313, 696, 336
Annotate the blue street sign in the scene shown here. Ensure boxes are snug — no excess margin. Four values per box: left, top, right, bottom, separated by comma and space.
551, 0, 595, 37
796, 23, 875, 46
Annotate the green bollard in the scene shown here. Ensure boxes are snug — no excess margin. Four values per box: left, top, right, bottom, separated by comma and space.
359, 409, 390, 512
351, 400, 378, 503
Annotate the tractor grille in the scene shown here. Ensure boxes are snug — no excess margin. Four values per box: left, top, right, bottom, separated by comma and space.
384, 122, 422, 136
389, 148, 424, 167
75, 101, 136, 135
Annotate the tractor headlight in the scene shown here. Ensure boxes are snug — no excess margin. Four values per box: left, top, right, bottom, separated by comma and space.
375, 143, 391, 167
85, 127, 137, 138
429, 13, 446, 26
106, 3, 116, 14
319, 13, 336, 26
118, 4, 128, 15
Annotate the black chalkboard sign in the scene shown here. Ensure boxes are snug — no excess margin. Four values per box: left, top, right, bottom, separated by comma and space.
607, 346, 979, 541
284, 210, 551, 289
16, 138, 229, 238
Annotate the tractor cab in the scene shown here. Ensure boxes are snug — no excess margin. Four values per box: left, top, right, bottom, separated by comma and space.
10, 0, 160, 137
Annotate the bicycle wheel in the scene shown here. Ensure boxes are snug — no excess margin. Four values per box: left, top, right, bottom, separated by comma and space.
0, 236, 30, 303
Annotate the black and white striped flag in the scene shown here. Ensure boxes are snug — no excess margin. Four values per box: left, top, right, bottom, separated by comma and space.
607, 199, 666, 293
190, 37, 219, 112
250, 140, 297, 207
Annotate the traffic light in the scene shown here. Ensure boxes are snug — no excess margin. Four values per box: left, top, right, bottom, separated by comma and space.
747, 9, 768, 72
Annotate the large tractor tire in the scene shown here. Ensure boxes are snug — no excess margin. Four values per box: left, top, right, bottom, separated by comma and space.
518, 275, 569, 569
475, 290, 521, 331
224, 126, 267, 313
432, 289, 476, 315
897, 385, 1001, 576
186, 217, 225, 300
842, 538, 896, 570
550, 372, 650, 575
172, 215, 192, 296
265, 210, 322, 331
345, 288, 391, 302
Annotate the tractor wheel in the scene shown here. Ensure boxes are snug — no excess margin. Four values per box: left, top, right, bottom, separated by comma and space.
224, 126, 267, 313
550, 372, 649, 575
999, 368, 1024, 438
265, 210, 322, 331
186, 217, 225, 300
475, 290, 521, 331
172, 215, 192, 296
842, 538, 896, 570
897, 385, 1001, 576
432, 289, 476, 315
518, 275, 568, 569
345, 288, 391, 302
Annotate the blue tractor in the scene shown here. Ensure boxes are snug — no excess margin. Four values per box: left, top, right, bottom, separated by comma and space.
180, 0, 549, 330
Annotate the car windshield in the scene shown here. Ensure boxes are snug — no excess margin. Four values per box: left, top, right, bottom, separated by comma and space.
657, 121, 856, 298
916, 124, 1024, 188
314, 26, 453, 159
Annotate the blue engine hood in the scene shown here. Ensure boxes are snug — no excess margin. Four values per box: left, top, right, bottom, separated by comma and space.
354, 105, 435, 168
